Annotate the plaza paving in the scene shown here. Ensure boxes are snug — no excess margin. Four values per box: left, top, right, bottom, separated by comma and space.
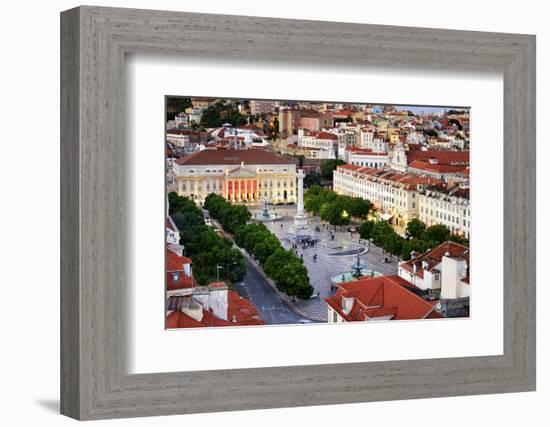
250, 206, 399, 321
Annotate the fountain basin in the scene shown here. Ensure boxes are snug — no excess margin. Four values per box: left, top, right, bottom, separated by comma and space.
252, 212, 282, 222
331, 269, 382, 285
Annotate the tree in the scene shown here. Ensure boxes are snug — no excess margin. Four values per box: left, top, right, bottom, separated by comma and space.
244, 229, 267, 254
264, 249, 296, 284
272, 117, 280, 134
203, 193, 227, 219
421, 224, 451, 245
383, 233, 404, 261
425, 128, 438, 138
347, 197, 373, 219
166, 97, 193, 112
321, 159, 346, 180
199, 101, 247, 128
278, 261, 313, 299
221, 204, 251, 233
406, 218, 426, 239
303, 172, 322, 188
358, 220, 375, 241
171, 210, 204, 231
372, 221, 394, 247
400, 238, 432, 261
449, 234, 470, 246
252, 235, 280, 265
320, 198, 350, 227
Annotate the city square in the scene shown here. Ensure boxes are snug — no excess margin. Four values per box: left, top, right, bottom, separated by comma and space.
247, 205, 399, 321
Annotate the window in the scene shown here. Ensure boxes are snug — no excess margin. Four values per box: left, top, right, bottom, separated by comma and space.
172, 272, 180, 282
333, 311, 338, 322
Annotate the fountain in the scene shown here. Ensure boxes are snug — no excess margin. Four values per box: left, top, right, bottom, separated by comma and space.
252, 199, 282, 222
330, 249, 382, 286
351, 251, 367, 279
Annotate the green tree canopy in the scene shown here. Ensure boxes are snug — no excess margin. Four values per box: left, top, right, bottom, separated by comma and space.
321, 159, 346, 180
406, 218, 427, 239
168, 192, 246, 285
372, 220, 394, 247
358, 220, 375, 240
421, 224, 451, 246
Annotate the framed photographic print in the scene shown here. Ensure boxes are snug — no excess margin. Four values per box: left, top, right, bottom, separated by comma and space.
61, 6, 536, 420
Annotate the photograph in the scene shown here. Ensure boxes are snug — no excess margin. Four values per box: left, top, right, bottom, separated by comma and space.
165, 97, 471, 329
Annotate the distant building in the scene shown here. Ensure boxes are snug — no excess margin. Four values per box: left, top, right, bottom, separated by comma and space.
388, 142, 469, 177
249, 100, 278, 116
344, 146, 389, 168
173, 149, 297, 205
325, 275, 441, 322
299, 112, 334, 131
297, 129, 338, 159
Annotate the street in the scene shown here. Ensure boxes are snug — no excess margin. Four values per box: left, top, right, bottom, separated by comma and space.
233, 257, 316, 325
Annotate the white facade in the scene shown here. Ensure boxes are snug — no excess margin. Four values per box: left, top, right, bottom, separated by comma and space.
297, 129, 337, 159
333, 166, 425, 227
441, 256, 469, 299
173, 160, 297, 205
418, 188, 470, 238
346, 150, 389, 168
166, 132, 190, 148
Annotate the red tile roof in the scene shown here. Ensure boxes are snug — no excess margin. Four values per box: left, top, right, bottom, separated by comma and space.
302, 130, 338, 140
166, 289, 264, 328
166, 250, 194, 290
325, 275, 439, 321
166, 250, 192, 271
400, 241, 469, 279
406, 150, 469, 165
408, 160, 468, 174
175, 149, 295, 166
346, 146, 388, 156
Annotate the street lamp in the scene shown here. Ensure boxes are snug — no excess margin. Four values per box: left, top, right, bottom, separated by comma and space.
216, 265, 223, 282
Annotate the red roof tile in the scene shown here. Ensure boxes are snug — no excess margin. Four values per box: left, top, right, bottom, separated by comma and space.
325, 276, 437, 321
400, 241, 469, 279
406, 150, 469, 165
175, 149, 295, 166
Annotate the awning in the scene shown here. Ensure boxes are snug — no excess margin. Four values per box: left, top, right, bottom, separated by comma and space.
379, 213, 393, 221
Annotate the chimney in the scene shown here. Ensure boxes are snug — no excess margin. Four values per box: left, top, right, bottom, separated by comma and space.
208, 282, 229, 321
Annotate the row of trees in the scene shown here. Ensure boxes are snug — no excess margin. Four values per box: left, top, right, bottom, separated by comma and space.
234, 224, 314, 300
304, 185, 373, 227
357, 217, 469, 261
168, 192, 246, 285
203, 193, 252, 233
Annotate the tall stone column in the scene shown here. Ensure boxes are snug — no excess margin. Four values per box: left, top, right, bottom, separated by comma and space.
292, 168, 311, 241
297, 169, 305, 215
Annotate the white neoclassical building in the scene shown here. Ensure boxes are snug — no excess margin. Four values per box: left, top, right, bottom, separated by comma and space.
172, 149, 297, 205
418, 186, 470, 238
333, 164, 442, 228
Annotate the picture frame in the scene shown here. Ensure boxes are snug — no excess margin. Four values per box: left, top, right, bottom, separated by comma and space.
60, 5, 536, 420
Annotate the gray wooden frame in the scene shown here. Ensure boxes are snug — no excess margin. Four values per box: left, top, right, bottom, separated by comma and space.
60, 5, 536, 420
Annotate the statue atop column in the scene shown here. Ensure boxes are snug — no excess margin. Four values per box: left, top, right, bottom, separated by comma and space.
292, 169, 312, 242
